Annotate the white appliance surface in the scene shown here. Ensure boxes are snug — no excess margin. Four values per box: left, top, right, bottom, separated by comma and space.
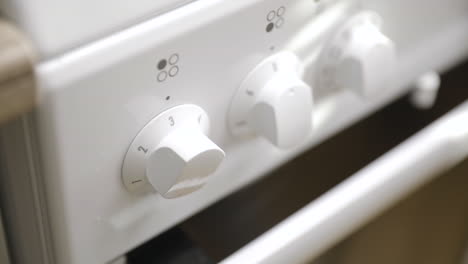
0, 0, 195, 58
2, 0, 468, 263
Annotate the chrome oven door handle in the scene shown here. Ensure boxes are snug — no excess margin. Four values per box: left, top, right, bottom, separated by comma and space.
221, 100, 468, 264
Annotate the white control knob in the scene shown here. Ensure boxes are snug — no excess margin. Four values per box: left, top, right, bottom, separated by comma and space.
318, 11, 396, 97
122, 105, 225, 198
229, 52, 313, 149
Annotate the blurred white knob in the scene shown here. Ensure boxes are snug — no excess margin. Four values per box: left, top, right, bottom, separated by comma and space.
122, 104, 225, 198
319, 11, 396, 97
249, 73, 312, 148
410, 71, 441, 110
229, 52, 313, 149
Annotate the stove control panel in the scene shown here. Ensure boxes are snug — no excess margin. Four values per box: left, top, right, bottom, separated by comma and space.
6, 0, 464, 263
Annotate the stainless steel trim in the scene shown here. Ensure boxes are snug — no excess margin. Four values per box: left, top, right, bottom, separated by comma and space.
0, 115, 55, 264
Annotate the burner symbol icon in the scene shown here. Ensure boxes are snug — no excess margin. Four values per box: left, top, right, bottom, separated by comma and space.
157, 53, 180, 82
266, 6, 286, 33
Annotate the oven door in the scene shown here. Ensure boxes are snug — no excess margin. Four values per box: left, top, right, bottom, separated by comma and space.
222, 108, 468, 264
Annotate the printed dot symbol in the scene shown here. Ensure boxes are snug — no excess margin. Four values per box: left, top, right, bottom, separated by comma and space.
169, 54, 179, 65
165, 96, 171, 100
266, 22, 274, 33
267, 10, 276, 21
265, 6, 286, 33
275, 18, 284, 28
156, 53, 180, 82
157, 59, 167, 70
277, 6, 286, 16
157, 71, 168, 82
169, 66, 179, 77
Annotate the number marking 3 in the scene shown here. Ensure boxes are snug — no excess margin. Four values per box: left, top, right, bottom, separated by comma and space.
169, 116, 175, 126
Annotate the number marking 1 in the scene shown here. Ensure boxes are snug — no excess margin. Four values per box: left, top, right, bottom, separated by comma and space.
272, 62, 278, 72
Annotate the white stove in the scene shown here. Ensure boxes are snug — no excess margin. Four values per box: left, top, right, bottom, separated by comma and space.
0, 0, 468, 263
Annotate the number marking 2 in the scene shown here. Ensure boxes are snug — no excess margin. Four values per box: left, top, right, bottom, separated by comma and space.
138, 146, 148, 153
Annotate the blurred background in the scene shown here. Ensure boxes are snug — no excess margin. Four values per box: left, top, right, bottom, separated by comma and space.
127, 59, 468, 264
